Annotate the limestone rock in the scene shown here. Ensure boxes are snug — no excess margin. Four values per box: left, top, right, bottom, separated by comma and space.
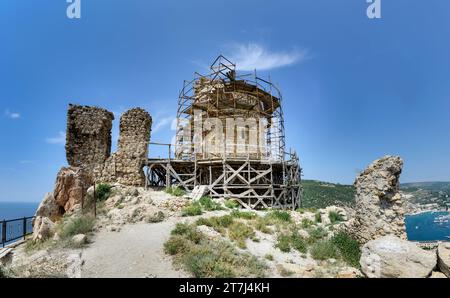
437, 242, 450, 277
360, 236, 437, 278
35, 192, 60, 222
347, 156, 406, 243
430, 271, 447, 278
54, 166, 92, 214
32, 216, 55, 242
71, 234, 87, 246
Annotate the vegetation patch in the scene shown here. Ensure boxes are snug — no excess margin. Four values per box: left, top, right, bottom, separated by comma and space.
198, 196, 224, 211
307, 226, 328, 244
328, 211, 344, 224
224, 199, 240, 209
95, 183, 113, 202
146, 211, 165, 223
302, 180, 355, 208
196, 215, 234, 234
164, 224, 266, 278
165, 186, 186, 197
277, 265, 294, 277
266, 210, 291, 223
182, 202, 203, 217
58, 215, 95, 240
253, 217, 272, 234
301, 218, 314, 229
310, 240, 339, 261
331, 231, 361, 268
275, 234, 291, 252
228, 222, 255, 249
315, 212, 322, 223
230, 210, 257, 220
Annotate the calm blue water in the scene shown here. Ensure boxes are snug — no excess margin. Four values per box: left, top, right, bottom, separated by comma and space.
405, 211, 450, 242
0, 202, 39, 221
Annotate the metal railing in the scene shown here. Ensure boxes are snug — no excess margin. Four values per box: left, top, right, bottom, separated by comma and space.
1, 216, 35, 248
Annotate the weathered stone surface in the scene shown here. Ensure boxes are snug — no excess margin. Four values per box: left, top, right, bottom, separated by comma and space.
346, 156, 406, 243
54, 167, 92, 214
96, 108, 152, 186
437, 242, 450, 277
66, 104, 114, 168
35, 192, 60, 222
430, 271, 447, 278
32, 216, 55, 242
71, 234, 87, 246
360, 236, 437, 278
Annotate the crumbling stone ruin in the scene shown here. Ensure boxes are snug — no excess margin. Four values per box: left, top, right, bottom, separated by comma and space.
96, 108, 152, 186
33, 105, 152, 242
346, 156, 406, 244
66, 104, 114, 169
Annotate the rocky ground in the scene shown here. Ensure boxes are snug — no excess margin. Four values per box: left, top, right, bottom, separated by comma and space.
2, 177, 449, 278
1, 185, 362, 278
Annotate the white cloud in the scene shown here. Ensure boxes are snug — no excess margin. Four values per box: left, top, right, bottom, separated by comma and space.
5, 109, 21, 119
228, 43, 308, 71
153, 116, 175, 133
46, 131, 66, 145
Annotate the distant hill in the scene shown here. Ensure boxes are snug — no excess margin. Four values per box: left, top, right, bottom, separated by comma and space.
301, 180, 355, 209
301, 180, 450, 210
400, 182, 450, 209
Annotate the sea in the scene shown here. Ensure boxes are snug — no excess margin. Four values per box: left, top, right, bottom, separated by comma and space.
405, 211, 450, 242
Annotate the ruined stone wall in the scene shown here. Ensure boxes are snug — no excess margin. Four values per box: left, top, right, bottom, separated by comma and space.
96, 108, 152, 186
346, 156, 406, 244
66, 104, 114, 168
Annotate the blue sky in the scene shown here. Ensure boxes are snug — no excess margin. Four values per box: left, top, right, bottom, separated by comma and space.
1, 0, 449, 202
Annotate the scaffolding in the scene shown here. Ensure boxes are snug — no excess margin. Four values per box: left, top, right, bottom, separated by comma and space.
145, 56, 302, 209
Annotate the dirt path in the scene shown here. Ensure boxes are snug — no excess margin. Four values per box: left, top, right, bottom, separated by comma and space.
81, 218, 188, 278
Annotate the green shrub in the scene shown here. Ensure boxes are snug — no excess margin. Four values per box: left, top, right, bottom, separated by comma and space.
199, 196, 223, 211
301, 218, 314, 229
165, 186, 186, 197
267, 210, 291, 222
290, 233, 308, 253
228, 222, 255, 248
310, 240, 338, 260
254, 217, 272, 234
196, 215, 234, 233
95, 184, 112, 201
58, 215, 95, 239
315, 212, 322, 223
307, 226, 328, 244
264, 254, 274, 261
164, 235, 190, 255
231, 210, 257, 220
224, 200, 240, 209
182, 202, 203, 217
332, 231, 361, 268
171, 223, 203, 243
275, 234, 291, 252
329, 211, 344, 224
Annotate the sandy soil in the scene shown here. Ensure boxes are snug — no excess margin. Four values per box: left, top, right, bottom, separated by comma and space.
81, 218, 188, 278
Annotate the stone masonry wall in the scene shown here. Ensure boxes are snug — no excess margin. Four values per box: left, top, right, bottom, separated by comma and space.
346, 156, 406, 244
66, 104, 114, 168
96, 108, 152, 186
